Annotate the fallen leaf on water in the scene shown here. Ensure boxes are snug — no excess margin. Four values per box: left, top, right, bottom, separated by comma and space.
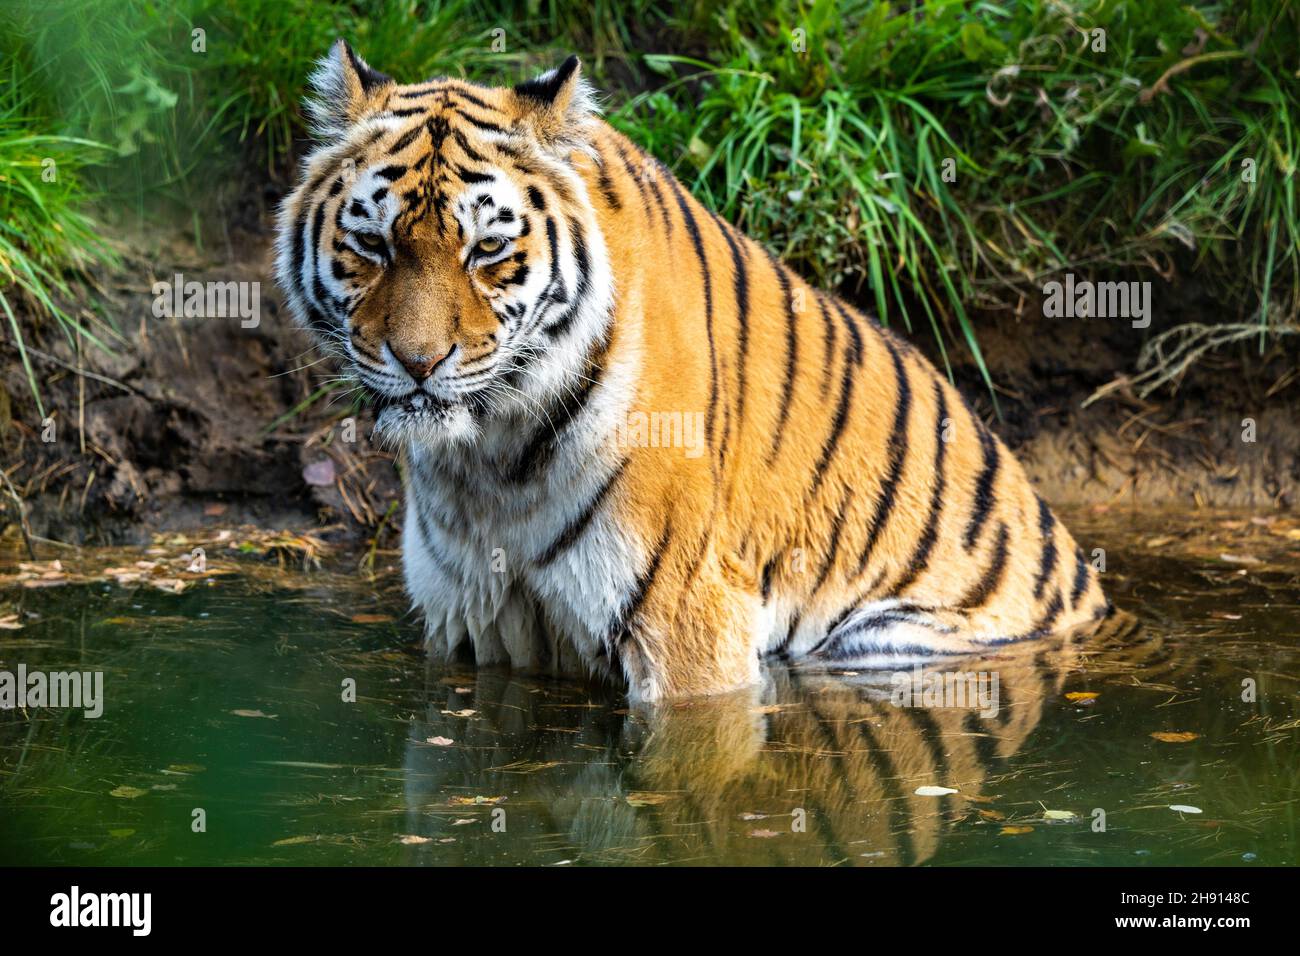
150, 784, 178, 792
1210, 612, 1243, 621
626, 792, 673, 807
439, 838, 455, 844
440, 709, 477, 718
165, 764, 206, 774
0, 613, 22, 630
1000, 826, 1034, 835
1170, 804, 1203, 814
749, 829, 781, 839
107, 829, 136, 839
350, 613, 395, 624
978, 809, 1006, 821
425, 736, 454, 747
491, 759, 560, 773
1043, 809, 1078, 821
1151, 731, 1200, 743
1065, 692, 1099, 702
1218, 552, 1261, 565
398, 835, 431, 845
231, 709, 277, 719
272, 835, 315, 846
109, 786, 147, 799
450, 819, 477, 826
454, 687, 473, 694
740, 812, 769, 821
915, 785, 959, 797
447, 795, 506, 806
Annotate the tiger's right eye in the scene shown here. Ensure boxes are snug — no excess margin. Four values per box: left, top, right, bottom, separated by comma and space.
355, 232, 386, 253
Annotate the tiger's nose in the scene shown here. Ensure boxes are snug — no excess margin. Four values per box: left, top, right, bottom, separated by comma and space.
390, 344, 449, 382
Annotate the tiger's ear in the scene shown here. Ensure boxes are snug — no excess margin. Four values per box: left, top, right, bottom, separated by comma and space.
510, 56, 598, 151
306, 39, 393, 139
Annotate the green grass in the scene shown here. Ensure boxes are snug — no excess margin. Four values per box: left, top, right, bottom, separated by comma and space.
0, 58, 119, 417
611, 0, 1300, 389
2, 0, 1297, 414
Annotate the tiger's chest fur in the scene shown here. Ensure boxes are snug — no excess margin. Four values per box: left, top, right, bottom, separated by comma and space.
399, 354, 645, 679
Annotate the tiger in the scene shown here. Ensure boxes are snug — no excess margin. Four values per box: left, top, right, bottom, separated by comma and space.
275, 42, 1111, 703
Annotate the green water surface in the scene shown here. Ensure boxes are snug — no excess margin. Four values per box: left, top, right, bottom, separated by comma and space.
1, 515, 1297, 866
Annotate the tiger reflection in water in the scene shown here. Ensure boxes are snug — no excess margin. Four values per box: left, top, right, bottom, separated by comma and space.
401, 613, 1151, 865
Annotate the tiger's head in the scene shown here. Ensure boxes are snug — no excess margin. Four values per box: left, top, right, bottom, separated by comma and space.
275, 41, 612, 447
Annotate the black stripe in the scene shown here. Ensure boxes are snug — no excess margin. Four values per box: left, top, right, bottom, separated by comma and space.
505, 324, 611, 484
768, 261, 797, 464
816, 295, 836, 397
760, 558, 777, 601
891, 380, 949, 594
544, 218, 591, 338
664, 175, 717, 453
855, 335, 912, 575
621, 145, 673, 236
392, 82, 447, 98
1069, 546, 1091, 608
452, 129, 487, 163
808, 298, 865, 495
501, 262, 529, 287
958, 521, 1010, 609
453, 164, 494, 185
444, 86, 498, 113
389, 125, 425, 153
714, 216, 751, 433
964, 424, 1001, 550
774, 611, 801, 658
1031, 495, 1058, 600
811, 491, 851, 594
534, 459, 628, 567
308, 202, 334, 314
610, 518, 673, 647
592, 143, 622, 210
1031, 587, 1064, 635
453, 111, 507, 135
831, 299, 865, 366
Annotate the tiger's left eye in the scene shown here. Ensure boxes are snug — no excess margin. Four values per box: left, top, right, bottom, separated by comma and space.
475, 237, 504, 256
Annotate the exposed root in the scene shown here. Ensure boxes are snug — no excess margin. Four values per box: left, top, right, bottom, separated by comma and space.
1084, 320, 1300, 407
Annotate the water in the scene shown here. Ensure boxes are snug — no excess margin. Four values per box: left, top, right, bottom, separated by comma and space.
1, 511, 1297, 866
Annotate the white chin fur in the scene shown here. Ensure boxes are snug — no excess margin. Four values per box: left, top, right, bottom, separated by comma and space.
374, 401, 478, 448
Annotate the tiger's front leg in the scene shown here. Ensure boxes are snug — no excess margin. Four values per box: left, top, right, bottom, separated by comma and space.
616, 544, 764, 703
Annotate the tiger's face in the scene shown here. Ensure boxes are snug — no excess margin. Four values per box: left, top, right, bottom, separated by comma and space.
275, 43, 609, 446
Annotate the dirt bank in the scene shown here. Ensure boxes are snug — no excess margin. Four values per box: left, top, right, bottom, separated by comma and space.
2, 213, 1296, 550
